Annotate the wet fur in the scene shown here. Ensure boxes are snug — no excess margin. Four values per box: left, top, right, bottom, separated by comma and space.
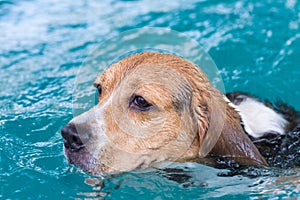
226, 92, 300, 168
63, 52, 269, 175
226, 92, 300, 135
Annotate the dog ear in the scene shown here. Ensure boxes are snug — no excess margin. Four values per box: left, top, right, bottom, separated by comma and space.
193, 90, 267, 166
193, 90, 226, 158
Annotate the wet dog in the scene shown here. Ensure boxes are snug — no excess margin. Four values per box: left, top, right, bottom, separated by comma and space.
62, 52, 299, 175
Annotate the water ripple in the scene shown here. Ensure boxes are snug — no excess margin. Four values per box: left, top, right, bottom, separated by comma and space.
0, 0, 299, 199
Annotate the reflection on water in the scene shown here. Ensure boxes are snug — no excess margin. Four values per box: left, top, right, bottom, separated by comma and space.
76, 163, 300, 199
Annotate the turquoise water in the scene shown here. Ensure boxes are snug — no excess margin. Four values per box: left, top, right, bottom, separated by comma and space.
1, 0, 300, 199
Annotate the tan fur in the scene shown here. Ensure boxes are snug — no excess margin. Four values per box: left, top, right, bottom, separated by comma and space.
64, 52, 267, 175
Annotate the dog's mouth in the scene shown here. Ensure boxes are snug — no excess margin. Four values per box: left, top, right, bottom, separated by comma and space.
63, 144, 168, 175
63, 147, 104, 176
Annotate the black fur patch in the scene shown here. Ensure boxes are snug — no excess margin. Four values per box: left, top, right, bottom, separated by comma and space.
226, 92, 300, 168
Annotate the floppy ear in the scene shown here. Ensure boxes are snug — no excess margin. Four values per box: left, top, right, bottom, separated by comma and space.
192, 89, 226, 158
193, 89, 268, 166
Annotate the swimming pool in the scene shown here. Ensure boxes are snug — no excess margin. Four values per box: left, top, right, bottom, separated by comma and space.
1, 0, 300, 199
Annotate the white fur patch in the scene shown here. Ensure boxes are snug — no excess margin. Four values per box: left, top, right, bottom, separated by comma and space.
233, 97, 288, 138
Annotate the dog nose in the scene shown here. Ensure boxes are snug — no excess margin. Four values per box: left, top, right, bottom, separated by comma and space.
61, 123, 84, 152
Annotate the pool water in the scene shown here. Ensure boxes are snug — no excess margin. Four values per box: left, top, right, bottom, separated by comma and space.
1, 0, 300, 199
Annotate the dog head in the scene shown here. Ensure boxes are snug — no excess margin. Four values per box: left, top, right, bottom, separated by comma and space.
62, 52, 266, 175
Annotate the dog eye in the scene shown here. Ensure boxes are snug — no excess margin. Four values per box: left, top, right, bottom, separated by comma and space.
132, 96, 152, 111
96, 84, 102, 97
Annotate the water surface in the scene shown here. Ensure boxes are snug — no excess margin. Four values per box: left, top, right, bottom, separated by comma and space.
1, 0, 300, 199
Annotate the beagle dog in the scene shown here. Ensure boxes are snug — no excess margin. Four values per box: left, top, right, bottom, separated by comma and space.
61, 52, 298, 175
